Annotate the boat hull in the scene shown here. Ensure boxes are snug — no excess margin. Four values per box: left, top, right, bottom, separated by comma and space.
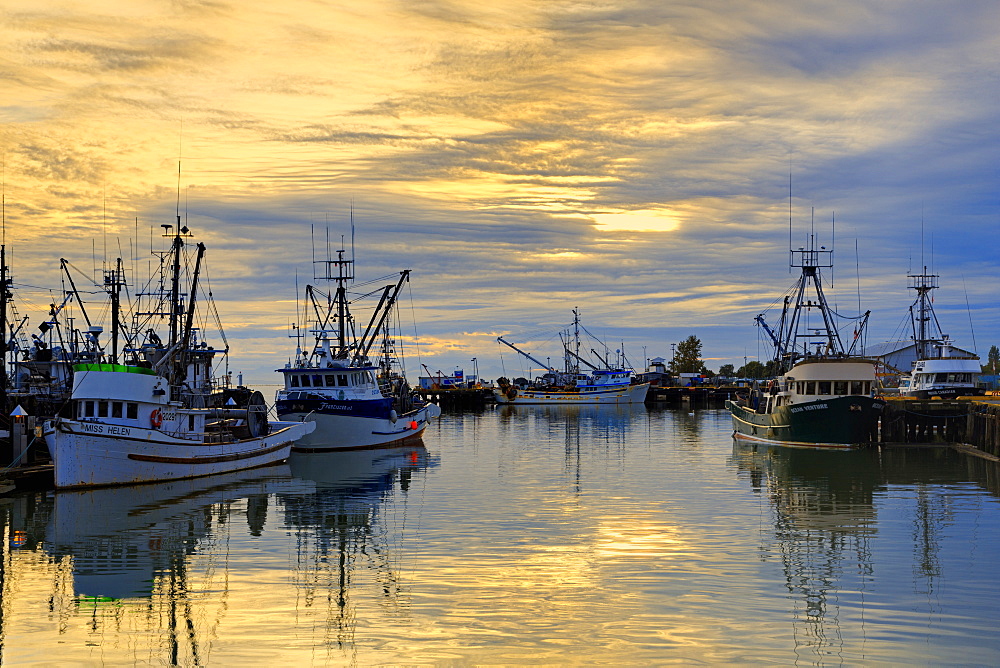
45, 419, 314, 488
278, 402, 441, 452
494, 383, 649, 405
726, 395, 884, 449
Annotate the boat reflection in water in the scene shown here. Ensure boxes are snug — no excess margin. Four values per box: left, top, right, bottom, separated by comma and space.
2, 446, 433, 664
729, 440, 999, 661
47, 465, 295, 600
281, 444, 436, 649
2, 464, 299, 665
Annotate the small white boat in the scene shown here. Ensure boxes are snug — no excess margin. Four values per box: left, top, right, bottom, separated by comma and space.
44, 225, 314, 488
897, 269, 982, 399
493, 308, 649, 405
275, 241, 440, 452
899, 339, 982, 399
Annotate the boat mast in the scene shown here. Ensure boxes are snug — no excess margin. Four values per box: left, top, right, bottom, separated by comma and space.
0, 244, 8, 406
908, 267, 941, 360
313, 245, 354, 360
353, 270, 409, 365
778, 235, 843, 369
168, 218, 184, 349
573, 308, 581, 374
104, 257, 126, 364
171, 240, 205, 391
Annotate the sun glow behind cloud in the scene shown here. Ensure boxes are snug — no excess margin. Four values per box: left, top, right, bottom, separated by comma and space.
592, 209, 682, 233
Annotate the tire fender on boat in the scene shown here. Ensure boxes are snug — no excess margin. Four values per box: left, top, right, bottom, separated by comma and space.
150, 409, 163, 428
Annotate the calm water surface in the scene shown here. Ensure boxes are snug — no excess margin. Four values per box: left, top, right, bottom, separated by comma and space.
4, 405, 1000, 666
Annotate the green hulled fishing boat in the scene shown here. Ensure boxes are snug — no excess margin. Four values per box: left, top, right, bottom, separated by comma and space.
726, 237, 884, 448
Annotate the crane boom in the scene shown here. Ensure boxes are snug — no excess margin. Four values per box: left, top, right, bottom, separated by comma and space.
497, 336, 554, 373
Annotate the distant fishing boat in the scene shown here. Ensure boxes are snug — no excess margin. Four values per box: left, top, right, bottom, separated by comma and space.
3, 248, 107, 423
44, 224, 314, 488
274, 239, 440, 452
725, 237, 884, 448
494, 308, 649, 405
897, 268, 982, 399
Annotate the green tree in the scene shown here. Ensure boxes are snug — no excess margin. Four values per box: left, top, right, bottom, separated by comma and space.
718, 363, 735, 377
738, 361, 767, 379
670, 335, 707, 374
983, 345, 1000, 375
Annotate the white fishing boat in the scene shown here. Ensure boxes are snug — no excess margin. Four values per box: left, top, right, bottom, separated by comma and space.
897, 268, 982, 399
275, 240, 440, 452
494, 309, 649, 405
44, 225, 314, 488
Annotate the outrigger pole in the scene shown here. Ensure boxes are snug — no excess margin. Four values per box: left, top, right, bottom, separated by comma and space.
496, 336, 556, 374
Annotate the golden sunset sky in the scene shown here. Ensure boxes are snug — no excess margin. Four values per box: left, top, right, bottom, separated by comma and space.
3, 0, 999, 382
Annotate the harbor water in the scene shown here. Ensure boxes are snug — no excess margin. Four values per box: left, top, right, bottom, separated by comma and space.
4, 405, 1000, 665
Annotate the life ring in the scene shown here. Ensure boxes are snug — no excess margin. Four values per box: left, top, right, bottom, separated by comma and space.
150, 409, 163, 428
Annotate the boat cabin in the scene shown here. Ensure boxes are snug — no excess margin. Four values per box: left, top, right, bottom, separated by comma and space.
278, 364, 383, 400
758, 359, 877, 413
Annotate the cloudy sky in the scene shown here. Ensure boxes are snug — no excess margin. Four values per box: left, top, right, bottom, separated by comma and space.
3, 0, 999, 384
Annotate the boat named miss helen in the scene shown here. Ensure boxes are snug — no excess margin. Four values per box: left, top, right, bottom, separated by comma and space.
725, 238, 884, 448
44, 225, 314, 488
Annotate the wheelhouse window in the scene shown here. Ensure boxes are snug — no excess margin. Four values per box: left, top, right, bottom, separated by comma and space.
301, 375, 311, 387
326, 375, 337, 387
850, 381, 865, 395
805, 381, 816, 395
127, 403, 138, 419
817, 381, 832, 395
337, 374, 348, 386
312, 375, 323, 386
80, 400, 95, 418
112, 402, 123, 418
290, 375, 300, 388
833, 381, 848, 395
98, 401, 109, 417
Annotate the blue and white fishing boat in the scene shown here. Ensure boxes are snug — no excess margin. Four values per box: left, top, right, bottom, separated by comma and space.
494, 309, 649, 405
274, 243, 439, 452
44, 225, 313, 488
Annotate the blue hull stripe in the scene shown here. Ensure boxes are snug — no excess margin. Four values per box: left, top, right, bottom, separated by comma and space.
276, 397, 393, 419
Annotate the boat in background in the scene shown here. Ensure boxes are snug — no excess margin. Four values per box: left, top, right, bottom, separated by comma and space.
274, 239, 439, 452
725, 236, 884, 448
898, 268, 982, 399
494, 308, 649, 405
44, 224, 313, 488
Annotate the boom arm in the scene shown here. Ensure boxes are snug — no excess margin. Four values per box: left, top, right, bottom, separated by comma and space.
497, 336, 554, 373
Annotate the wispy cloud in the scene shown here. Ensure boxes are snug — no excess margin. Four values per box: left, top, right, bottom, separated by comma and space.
2, 0, 999, 380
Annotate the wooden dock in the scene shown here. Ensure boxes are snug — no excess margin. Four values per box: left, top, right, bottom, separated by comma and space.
645, 385, 743, 407
878, 397, 1000, 461
416, 387, 494, 410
